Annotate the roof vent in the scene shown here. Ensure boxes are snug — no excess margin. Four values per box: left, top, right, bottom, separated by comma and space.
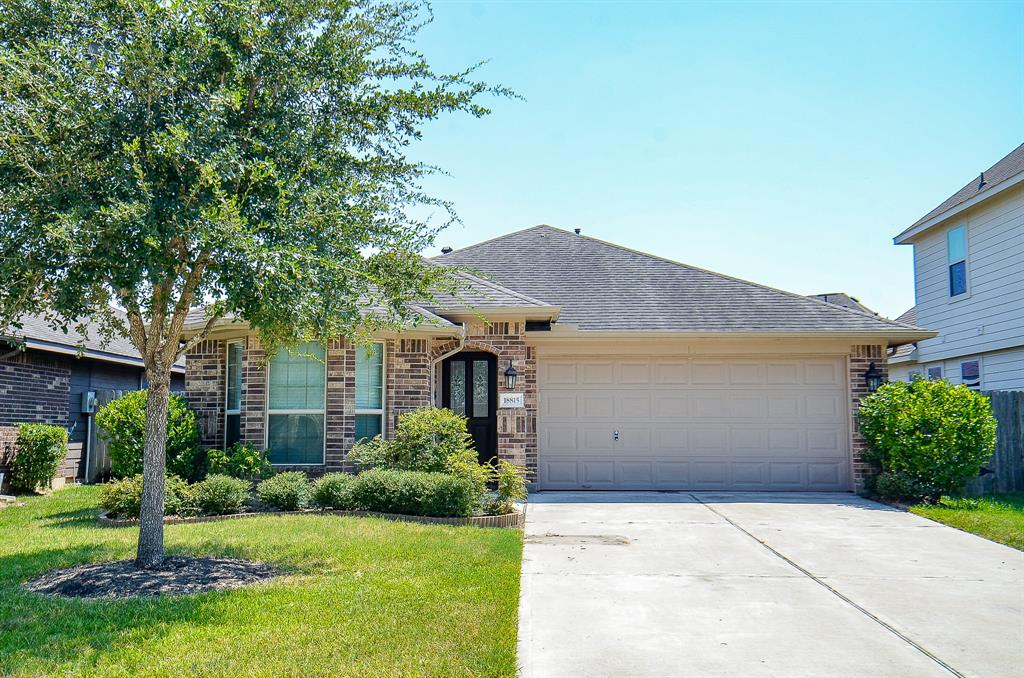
440, 246, 453, 254
978, 172, 986, 190
573, 228, 581, 235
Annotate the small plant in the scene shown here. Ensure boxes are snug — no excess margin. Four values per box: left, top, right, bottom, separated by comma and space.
490, 458, 528, 515
859, 379, 998, 501
208, 442, 273, 480
99, 475, 195, 519
312, 473, 357, 510
348, 407, 476, 473
349, 468, 477, 517
9, 424, 68, 493
257, 472, 312, 511
95, 390, 202, 480
193, 474, 251, 515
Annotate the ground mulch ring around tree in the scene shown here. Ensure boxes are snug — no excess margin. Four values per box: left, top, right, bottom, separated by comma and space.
23, 556, 280, 598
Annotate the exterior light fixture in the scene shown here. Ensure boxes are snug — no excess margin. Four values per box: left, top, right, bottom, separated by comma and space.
504, 360, 518, 390
864, 362, 884, 393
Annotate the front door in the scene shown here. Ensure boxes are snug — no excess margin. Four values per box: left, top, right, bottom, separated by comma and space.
442, 352, 497, 464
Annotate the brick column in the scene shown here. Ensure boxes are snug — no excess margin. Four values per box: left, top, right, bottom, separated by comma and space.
386, 338, 431, 434
325, 338, 352, 471
849, 344, 888, 493
185, 339, 224, 449
241, 335, 266, 448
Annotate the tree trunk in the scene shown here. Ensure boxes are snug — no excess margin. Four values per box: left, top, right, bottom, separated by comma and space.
136, 369, 170, 569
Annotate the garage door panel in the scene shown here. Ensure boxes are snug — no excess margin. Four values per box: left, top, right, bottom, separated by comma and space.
539, 356, 850, 491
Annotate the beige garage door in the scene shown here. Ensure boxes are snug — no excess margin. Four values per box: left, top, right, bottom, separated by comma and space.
538, 356, 851, 491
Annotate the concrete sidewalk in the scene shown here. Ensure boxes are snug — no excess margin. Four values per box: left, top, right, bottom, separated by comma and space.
517, 492, 1024, 678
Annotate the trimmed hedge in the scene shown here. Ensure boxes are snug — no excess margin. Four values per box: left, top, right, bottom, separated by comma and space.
193, 474, 250, 515
257, 472, 311, 511
312, 473, 356, 510
348, 468, 477, 518
99, 475, 195, 519
10, 424, 68, 492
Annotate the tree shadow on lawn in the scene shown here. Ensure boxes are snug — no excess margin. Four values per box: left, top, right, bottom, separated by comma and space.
40, 506, 103, 529
0, 543, 280, 674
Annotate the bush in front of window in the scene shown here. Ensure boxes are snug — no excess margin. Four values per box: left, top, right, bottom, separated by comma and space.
207, 442, 273, 481
859, 379, 997, 501
256, 471, 312, 511
99, 474, 196, 519
312, 473, 357, 510
348, 468, 477, 518
193, 474, 251, 515
9, 423, 68, 493
95, 390, 202, 480
348, 407, 475, 473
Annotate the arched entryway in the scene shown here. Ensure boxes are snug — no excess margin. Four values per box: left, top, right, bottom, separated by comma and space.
441, 351, 497, 464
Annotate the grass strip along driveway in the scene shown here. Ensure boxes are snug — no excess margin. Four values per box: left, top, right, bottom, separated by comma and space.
0, 486, 522, 677
910, 493, 1024, 551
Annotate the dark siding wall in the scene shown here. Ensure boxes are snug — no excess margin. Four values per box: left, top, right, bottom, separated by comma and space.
68, 360, 143, 443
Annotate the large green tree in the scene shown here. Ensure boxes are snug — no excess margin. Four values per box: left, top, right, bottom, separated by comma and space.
0, 0, 502, 567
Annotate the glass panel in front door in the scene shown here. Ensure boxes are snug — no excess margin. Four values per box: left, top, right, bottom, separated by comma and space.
450, 360, 466, 416
472, 360, 489, 417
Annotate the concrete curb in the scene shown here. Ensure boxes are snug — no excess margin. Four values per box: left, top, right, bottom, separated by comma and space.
97, 507, 524, 529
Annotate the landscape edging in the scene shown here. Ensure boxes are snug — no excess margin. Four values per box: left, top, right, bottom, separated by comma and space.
97, 507, 524, 529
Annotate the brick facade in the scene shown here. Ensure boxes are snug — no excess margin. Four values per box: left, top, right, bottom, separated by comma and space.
849, 344, 888, 492
184, 339, 225, 448
0, 354, 70, 428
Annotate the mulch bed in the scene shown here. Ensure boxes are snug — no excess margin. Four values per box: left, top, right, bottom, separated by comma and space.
23, 556, 279, 599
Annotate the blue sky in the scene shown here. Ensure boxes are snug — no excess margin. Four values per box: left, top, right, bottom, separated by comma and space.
409, 1, 1023, 319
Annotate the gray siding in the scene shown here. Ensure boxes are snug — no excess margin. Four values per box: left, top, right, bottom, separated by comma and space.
912, 183, 1024, 365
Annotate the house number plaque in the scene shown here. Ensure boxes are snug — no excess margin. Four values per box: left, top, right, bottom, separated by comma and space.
499, 392, 525, 409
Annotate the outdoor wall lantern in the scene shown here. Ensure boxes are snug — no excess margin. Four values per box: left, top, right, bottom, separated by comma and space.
864, 362, 884, 393
504, 360, 518, 390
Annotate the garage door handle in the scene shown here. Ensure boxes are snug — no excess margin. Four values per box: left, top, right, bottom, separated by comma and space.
613, 430, 619, 441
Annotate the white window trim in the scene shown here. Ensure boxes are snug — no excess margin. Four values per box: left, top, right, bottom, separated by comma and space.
264, 344, 327, 466
355, 341, 387, 440
947, 224, 971, 302
959, 357, 983, 390
224, 340, 244, 449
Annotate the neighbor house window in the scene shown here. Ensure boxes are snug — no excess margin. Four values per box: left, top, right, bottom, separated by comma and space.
947, 225, 967, 297
355, 343, 384, 442
267, 342, 325, 464
927, 366, 942, 380
960, 360, 981, 390
908, 369, 923, 381
225, 341, 243, 448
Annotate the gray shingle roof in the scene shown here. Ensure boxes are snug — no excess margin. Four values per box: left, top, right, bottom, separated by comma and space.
423, 271, 556, 314
3, 311, 184, 370
888, 307, 918, 360
435, 225, 927, 334
808, 293, 877, 315
901, 143, 1024, 235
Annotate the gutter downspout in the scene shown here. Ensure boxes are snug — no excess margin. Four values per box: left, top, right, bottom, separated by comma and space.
430, 323, 467, 406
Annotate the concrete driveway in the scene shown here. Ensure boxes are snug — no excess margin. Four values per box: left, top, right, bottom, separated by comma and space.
518, 492, 1023, 678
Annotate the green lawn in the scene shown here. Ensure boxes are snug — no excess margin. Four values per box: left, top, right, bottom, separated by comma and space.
0, 486, 522, 677
910, 493, 1024, 551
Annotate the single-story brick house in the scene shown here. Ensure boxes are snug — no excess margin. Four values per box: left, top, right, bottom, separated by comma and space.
183, 226, 933, 492
1, 312, 185, 488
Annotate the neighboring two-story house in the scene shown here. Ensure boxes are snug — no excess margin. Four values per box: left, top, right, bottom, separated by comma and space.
888, 143, 1024, 390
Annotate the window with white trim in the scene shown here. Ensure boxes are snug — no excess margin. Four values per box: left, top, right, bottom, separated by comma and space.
225, 341, 243, 448
267, 342, 326, 464
926, 366, 942, 380
908, 369, 923, 381
947, 225, 967, 297
960, 360, 981, 391
355, 343, 384, 442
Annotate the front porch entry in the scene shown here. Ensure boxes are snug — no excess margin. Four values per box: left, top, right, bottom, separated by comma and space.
441, 351, 497, 463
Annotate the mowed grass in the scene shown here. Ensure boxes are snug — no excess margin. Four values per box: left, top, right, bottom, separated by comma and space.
0, 486, 523, 677
910, 493, 1024, 551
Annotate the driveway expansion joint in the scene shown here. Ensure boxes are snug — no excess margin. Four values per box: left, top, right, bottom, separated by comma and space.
688, 493, 967, 678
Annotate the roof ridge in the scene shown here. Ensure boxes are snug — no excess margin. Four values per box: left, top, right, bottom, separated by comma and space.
454, 269, 554, 307
438, 224, 556, 258
560, 228, 923, 331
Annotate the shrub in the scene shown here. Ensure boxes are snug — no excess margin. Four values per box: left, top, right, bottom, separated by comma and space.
859, 379, 998, 501
95, 390, 202, 480
488, 458, 528, 515
312, 473, 357, 510
99, 474, 195, 518
349, 468, 477, 517
348, 407, 475, 473
256, 471, 311, 511
207, 442, 273, 481
193, 474, 251, 515
9, 424, 68, 492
